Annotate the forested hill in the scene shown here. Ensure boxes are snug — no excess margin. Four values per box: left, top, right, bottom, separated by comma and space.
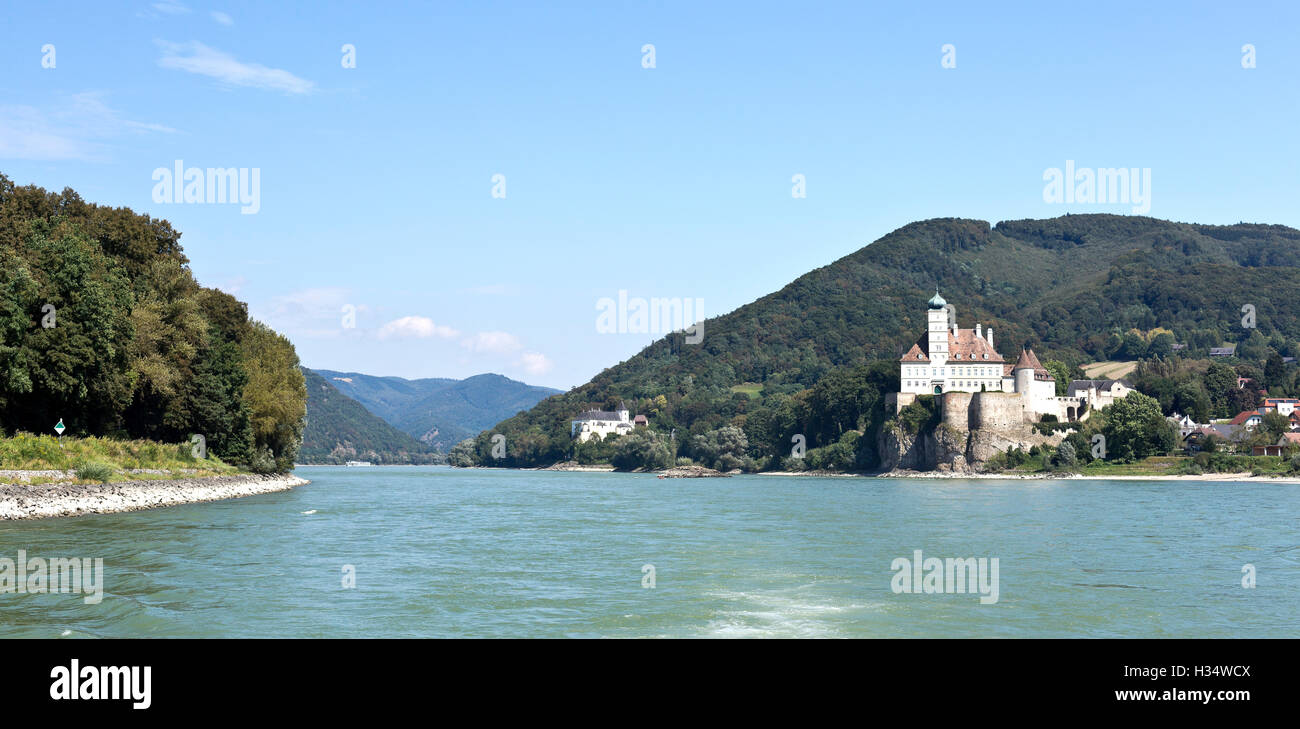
314, 370, 560, 451
0, 174, 306, 472
461, 214, 1300, 467
299, 369, 440, 464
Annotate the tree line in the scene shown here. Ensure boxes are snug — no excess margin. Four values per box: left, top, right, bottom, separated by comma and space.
0, 174, 305, 472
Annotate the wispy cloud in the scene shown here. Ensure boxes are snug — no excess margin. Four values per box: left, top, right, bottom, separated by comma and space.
518, 352, 553, 375
210, 10, 233, 26
377, 316, 460, 340
157, 40, 314, 95
151, 1, 190, 15
460, 331, 523, 354
256, 287, 355, 338
213, 276, 247, 296
0, 92, 174, 161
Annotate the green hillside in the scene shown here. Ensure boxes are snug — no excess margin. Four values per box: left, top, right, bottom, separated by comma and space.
457, 214, 1300, 469
0, 174, 305, 473
299, 369, 440, 464
315, 370, 560, 450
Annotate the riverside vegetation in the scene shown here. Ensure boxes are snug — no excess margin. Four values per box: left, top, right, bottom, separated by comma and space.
0, 174, 306, 474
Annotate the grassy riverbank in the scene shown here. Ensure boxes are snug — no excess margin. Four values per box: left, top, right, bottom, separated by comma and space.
0, 432, 240, 484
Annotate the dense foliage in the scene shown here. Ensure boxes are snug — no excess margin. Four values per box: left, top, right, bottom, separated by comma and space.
459, 214, 1300, 470
0, 174, 305, 472
1128, 357, 1300, 422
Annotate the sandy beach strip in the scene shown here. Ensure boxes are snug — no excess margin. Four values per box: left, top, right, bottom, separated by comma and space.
756, 469, 1300, 483
0, 474, 309, 520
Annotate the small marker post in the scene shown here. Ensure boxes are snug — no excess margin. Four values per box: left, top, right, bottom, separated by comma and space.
54, 418, 66, 448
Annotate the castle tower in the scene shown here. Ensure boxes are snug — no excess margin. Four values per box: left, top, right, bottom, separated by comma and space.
926, 290, 949, 367
1013, 349, 1035, 395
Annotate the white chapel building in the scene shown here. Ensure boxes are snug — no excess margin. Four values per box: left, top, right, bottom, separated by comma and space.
571, 402, 637, 442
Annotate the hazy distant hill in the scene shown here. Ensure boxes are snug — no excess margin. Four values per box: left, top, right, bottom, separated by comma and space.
299, 369, 440, 464
313, 370, 561, 450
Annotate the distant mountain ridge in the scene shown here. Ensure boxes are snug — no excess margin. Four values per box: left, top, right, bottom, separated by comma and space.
313, 369, 561, 450
299, 369, 440, 464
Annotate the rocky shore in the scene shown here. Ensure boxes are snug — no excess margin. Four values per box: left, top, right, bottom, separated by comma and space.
537, 462, 616, 472
0, 474, 309, 520
657, 465, 729, 478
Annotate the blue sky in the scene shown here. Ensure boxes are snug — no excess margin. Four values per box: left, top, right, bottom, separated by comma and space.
3, 1, 1298, 389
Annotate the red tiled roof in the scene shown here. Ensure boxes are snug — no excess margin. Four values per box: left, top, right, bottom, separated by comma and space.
900, 329, 1005, 363
1229, 410, 1264, 425
1013, 348, 1054, 380
1279, 432, 1300, 444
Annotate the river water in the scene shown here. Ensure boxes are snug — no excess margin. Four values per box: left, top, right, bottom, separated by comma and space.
1, 466, 1295, 638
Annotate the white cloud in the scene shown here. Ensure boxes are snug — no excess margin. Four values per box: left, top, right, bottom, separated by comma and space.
210, 11, 234, 26
157, 41, 314, 95
253, 287, 353, 338
460, 331, 523, 354
518, 352, 553, 375
0, 92, 174, 161
377, 316, 460, 341
151, 1, 190, 14
213, 276, 246, 295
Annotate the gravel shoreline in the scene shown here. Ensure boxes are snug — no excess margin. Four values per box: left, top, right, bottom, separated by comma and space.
0, 474, 309, 520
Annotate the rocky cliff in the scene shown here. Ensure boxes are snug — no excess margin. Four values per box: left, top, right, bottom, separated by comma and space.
879, 422, 1064, 473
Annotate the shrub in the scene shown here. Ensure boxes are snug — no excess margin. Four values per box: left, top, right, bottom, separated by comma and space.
247, 446, 278, 474
898, 396, 940, 436
1054, 441, 1078, 469
779, 455, 809, 472
447, 439, 476, 468
611, 430, 673, 471
75, 462, 113, 483
688, 425, 750, 471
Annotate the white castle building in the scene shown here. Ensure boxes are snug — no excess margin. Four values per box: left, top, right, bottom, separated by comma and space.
571, 402, 638, 442
893, 291, 1094, 423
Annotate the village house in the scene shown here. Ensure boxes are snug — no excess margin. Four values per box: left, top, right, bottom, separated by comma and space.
1252, 432, 1300, 457
1228, 400, 1300, 432
1168, 412, 1200, 437
1066, 378, 1133, 410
